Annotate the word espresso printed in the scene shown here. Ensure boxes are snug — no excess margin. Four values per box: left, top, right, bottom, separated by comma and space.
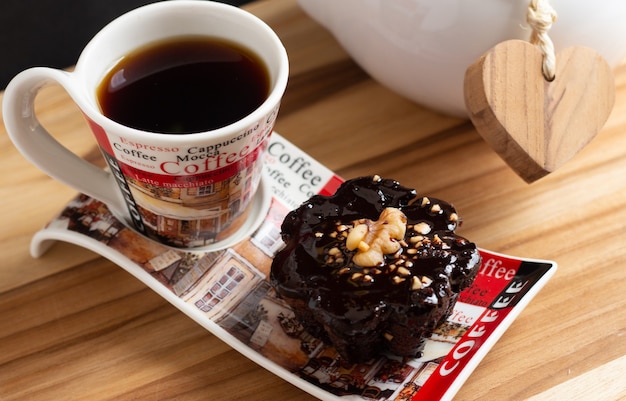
99, 123, 270, 183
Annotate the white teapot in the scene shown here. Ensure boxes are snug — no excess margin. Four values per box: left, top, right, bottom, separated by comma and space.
298, 0, 626, 117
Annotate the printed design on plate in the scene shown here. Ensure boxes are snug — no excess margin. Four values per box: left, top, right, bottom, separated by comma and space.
45, 135, 554, 401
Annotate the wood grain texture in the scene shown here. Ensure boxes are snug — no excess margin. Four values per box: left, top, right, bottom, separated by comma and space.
2, 1, 626, 400
465, 40, 615, 183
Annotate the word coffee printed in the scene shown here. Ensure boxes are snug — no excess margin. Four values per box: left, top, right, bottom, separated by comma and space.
415, 256, 552, 401
264, 136, 341, 210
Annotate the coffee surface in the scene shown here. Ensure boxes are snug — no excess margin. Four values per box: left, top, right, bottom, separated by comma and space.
97, 36, 269, 134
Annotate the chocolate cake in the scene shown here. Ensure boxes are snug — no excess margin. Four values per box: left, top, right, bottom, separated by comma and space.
270, 175, 481, 363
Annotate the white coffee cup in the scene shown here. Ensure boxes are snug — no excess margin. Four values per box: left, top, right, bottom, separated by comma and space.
3, 1, 289, 248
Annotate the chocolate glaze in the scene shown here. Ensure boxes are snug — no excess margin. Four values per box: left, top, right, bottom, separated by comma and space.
270, 176, 481, 362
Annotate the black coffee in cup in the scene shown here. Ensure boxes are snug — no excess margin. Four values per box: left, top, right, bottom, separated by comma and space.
97, 36, 270, 134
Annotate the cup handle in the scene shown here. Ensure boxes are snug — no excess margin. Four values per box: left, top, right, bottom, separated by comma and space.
3, 67, 128, 219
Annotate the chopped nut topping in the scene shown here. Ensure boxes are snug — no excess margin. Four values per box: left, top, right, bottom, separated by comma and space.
421, 197, 430, 207
396, 266, 411, 277
421, 276, 433, 287
413, 222, 431, 235
357, 241, 370, 252
410, 235, 425, 243
347, 208, 407, 267
384, 332, 394, 341
411, 276, 422, 291
392, 276, 406, 284
449, 212, 459, 223
346, 223, 368, 250
328, 247, 341, 256
338, 267, 351, 275
430, 204, 442, 214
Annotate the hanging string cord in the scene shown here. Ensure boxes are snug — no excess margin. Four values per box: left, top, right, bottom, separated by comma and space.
527, 0, 558, 81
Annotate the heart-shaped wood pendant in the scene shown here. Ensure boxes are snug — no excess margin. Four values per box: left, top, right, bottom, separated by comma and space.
464, 39, 615, 183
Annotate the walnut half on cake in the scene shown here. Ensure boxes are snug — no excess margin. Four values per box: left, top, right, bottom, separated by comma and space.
270, 175, 481, 363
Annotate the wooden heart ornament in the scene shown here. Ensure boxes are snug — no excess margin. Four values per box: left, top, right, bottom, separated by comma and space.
464, 40, 615, 183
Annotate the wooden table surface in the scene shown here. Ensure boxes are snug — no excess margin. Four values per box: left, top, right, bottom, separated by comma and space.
2, 1, 626, 400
